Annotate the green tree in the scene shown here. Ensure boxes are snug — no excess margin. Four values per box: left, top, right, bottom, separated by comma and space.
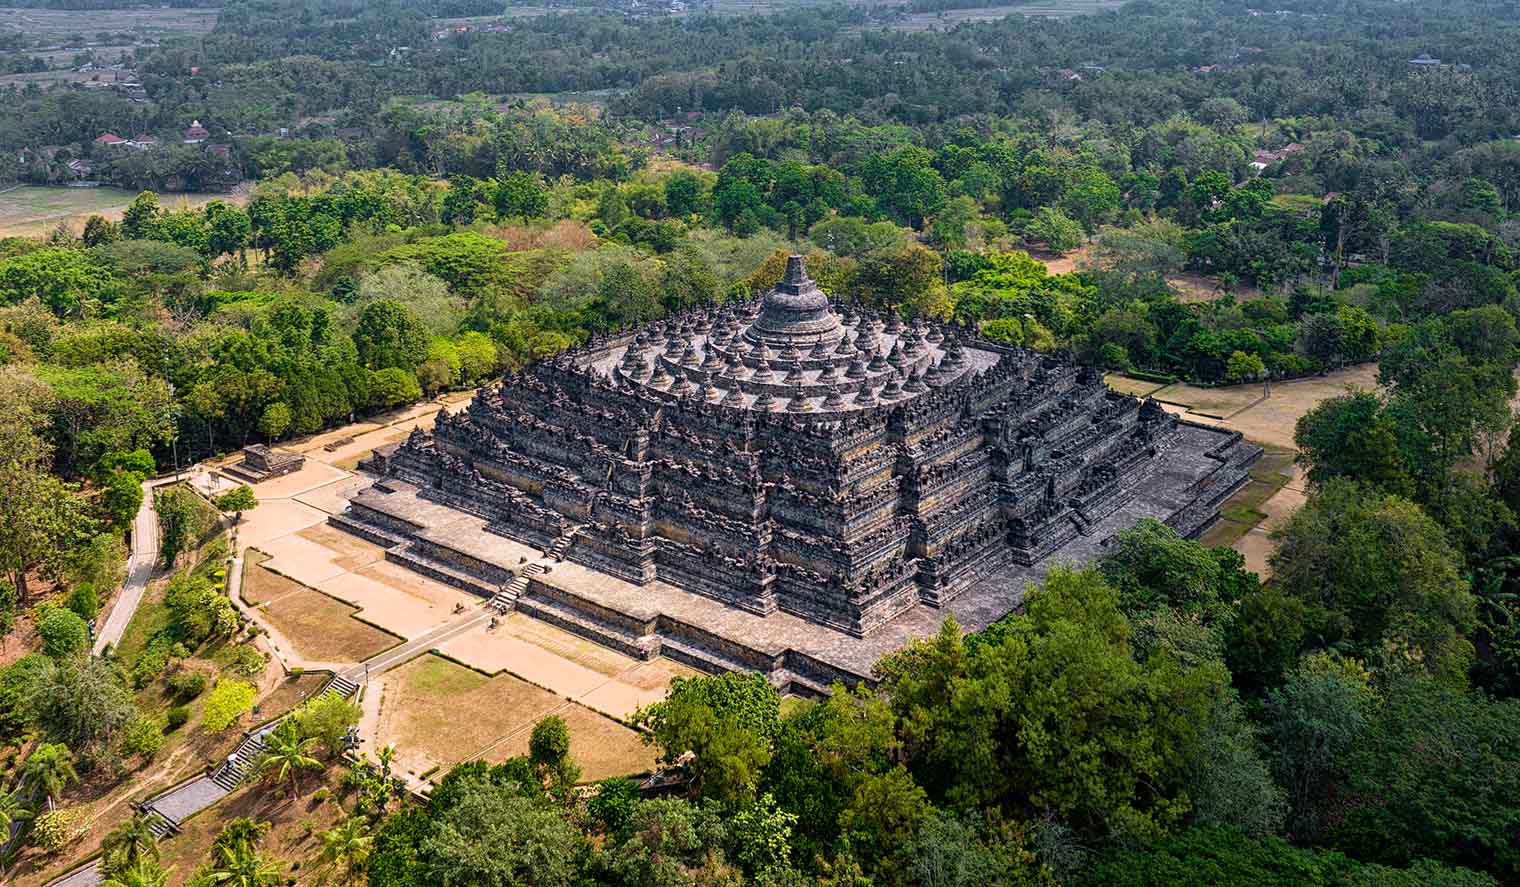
0, 248, 122, 318
493, 171, 549, 221
420, 778, 582, 887
354, 300, 431, 371
101, 469, 145, 530
206, 838, 284, 887
101, 857, 171, 887
293, 691, 361, 758
1270, 479, 1475, 682
120, 191, 162, 240
634, 672, 780, 807
216, 485, 259, 523
21, 741, 78, 807
0, 788, 32, 834
529, 715, 571, 770
1334, 679, 1520, 878
29, 656, 137, 760
1025, 206, 1085, 252
369, 367, 422, 409
318, 816, 373, 885
1294, 393, 1414, 497
880, 567, 1224, 840
1265, 654, 1378, 841
101, 814, 161, 877
598, 797, 734, 887
0, 421, 95, 600
202, 679, 257, 733
254, 719, 321, 796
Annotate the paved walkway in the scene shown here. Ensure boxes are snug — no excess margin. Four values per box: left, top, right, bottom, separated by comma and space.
94, 475, 183, 655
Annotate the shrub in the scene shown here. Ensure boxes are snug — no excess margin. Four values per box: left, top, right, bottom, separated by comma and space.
165, 706, 190, 732
201, 679, 256, 733
31, 808, 85, 853
37, 608, 90, 659
65, 583, 99, 620
167, 667, 208, 701
118, 715, 165, 759
129, 636, 172, 689
229, 644, 266, 676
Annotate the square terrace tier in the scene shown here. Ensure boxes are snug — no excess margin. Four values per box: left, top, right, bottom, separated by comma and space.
334, 256, 1259, 687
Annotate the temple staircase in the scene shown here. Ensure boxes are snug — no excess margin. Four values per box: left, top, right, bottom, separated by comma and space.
211, 729, 268, 793
547, 524, 587, 561
144, 809, 179, 839
490, 563, 545, 613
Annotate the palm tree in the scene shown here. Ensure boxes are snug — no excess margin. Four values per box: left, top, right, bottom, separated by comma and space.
0, 789, 31, 840
317, 816, 373, 885
101, 814, 160, 874
254, 721, 320, 797
20, 742, 78, 809
208, 840, 282, 887
100, 857, 171, 887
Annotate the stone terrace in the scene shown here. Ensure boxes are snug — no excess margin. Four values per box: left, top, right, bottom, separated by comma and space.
337, 422, 1250, 691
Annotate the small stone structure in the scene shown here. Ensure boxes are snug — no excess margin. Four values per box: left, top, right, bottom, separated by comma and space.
225, 444, 305, 483
333, 256, 1259, 689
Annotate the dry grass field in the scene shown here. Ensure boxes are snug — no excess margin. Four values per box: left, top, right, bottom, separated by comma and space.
373, 654, 657, 783
243, 557, 401, 662
485, 701, 659, 782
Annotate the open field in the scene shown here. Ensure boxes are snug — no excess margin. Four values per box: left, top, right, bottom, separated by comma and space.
370, 653, 658, 782
1112, 362, 1382, 450
485, 700, 659, 782
1197, 451, 1295, 550
889, 0, 1127, 30
245, 560, 403, 663
0, 6, 219, 41
0, 185, 250, 238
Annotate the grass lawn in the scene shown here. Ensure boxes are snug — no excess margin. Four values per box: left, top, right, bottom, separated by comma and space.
1198, 450, 1295, 549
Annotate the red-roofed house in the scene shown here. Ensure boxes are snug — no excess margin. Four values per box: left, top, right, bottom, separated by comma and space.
95, 132, 126, 147
183, 120, 211, 144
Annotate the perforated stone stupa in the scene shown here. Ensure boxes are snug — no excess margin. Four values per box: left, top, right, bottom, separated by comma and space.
334, 256, 1258, 688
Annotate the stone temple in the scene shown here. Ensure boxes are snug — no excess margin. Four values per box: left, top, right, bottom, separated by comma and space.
334, 257, 1258, 692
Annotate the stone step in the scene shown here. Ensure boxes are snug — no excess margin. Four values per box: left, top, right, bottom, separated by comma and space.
512, 593, 657, 660
324, 674, 360, 698
659, 635, 763, 679
488, 575, 528, 613
385, 543, 499, 598
144, 809, 178, 838
328, 511, 408, 549
768, 668, 830, 699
